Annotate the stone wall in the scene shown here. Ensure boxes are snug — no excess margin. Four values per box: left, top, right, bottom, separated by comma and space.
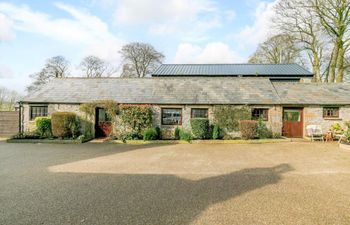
304, 106, 350, 136
21, 103, 289, 139
22, 104, 95, 137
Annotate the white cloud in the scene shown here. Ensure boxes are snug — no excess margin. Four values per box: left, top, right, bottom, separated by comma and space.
0, 64, 14, 78
0, 13, 14, 40
113, 0, 224, 38
174, 42, 246, 64
0, 2, 124, 63
235, 0, 278, 48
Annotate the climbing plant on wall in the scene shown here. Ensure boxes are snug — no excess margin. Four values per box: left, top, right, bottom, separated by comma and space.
79, 100, 119, 120
120, 105, 152, 133
213, 106, 251, 132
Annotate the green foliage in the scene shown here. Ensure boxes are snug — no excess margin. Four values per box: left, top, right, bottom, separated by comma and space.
331, 123, 343, 132
212, 124, 221, 140
239, 120, 258, 140
174, 127, 181, 140
35, 117, 52, 137
155, 127, 161, 140
190, 118, 210, 139
179, 129, 192, 142
12, 131, 42, 139
344, 128, 350, 142
256, 119, 272, 139
120, 105, 152, 136
80, 100, 118, 125
213, 106, 251, 132
119, 131, 143, 142
143, 128, 158, 141
345, 121, 350, 129
51, 112, 80, 138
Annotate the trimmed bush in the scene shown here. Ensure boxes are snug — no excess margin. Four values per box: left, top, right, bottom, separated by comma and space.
51, 112, 80, 138
174, 127, 181, 140
35, 117, 52, 137
191, 118, 210, 139
256, 119, 272, 139
212, 124, 221, 140
239, 120, 258, 140
180, 129, 192, 142
143, 128, 158, 141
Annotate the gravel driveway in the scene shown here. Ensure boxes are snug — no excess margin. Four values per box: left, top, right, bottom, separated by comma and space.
1, 141, 350, 225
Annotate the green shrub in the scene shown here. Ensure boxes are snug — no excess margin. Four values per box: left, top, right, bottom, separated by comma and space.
120, 105, 152, 137
191, 118, 210, 139
223, 134, 233, 140
51, 112, 80, 138
345, 121, 350, 129
331, 123, 343, 133
35, 117, 52, 137
12, 131, 42, 139
143, 128, 158, 141
213, 106, 251, 132
256, 119, 272, 139
212, 124, 221, 140
174, 127, 181, 140
344, 128, 350, 142
179, 129, 192, 142
239, 120, 258, 140
155, 127, 161, 140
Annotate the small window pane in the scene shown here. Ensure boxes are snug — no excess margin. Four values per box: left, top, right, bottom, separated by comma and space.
191, 108, 208, 118
284, 110, 301, 122
323, 107, 339, 118
30, 106, 48, 120
252, 108, 269, 121
162, 108, 182, 125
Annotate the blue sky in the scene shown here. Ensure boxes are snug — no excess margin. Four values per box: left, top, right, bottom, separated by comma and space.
0, 0, 277, 93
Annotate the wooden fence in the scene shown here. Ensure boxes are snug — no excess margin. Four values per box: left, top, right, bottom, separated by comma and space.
0, 111, 19, 137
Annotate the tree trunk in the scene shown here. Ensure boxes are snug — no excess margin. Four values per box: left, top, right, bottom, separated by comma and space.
328, 43, 339, 83
312, 51, 321, 82
335, 43, 345, 83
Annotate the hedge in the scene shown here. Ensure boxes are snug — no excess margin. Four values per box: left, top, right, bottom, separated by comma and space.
51, 112, 79, 138
35, 117, 52, 137
191, 118, 210, 139
143, 128, 158, 141
212, 124, 221, 140
239, 120, 258, 140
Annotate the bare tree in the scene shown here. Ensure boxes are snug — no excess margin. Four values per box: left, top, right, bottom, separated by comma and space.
0, 86, 21, 111
26, 56, 70, 93
314, 0, 350, 82
248, 34, 303, 64
120, 42, 165, 78
80, 56, 111, 78
274, 0, 326, 82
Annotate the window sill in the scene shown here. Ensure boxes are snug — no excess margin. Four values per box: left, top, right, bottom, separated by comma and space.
323, 118, 342, 121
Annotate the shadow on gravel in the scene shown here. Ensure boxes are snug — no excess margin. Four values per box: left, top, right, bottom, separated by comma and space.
1, 163, 293, 225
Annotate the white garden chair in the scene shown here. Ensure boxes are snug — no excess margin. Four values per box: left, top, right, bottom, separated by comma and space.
306, 125, 324, 142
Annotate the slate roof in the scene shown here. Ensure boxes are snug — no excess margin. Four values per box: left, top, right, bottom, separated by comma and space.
273, 83, 350, 105
22, 77, 350, 105
152, 64, 313, 77
22, 77, 280, 105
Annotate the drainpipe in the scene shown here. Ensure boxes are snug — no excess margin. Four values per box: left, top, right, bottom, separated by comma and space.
19, 101, 23, 133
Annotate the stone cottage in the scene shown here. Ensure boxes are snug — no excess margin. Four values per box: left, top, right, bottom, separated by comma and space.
19, 64, 350, 138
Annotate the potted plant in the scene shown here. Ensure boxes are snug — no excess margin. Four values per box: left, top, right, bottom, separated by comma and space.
339, 128, 350, 151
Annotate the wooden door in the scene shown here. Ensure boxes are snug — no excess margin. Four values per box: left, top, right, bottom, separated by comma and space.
283, 108, 303, 138
95, 108, 112, 138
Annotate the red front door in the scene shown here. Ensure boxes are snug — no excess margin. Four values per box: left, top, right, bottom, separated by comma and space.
283, 108, 304, 138
95, 108, 112, 138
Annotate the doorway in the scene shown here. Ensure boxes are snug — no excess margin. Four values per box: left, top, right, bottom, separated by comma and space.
282, 108, 304, 138
95, 108, 112, 138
